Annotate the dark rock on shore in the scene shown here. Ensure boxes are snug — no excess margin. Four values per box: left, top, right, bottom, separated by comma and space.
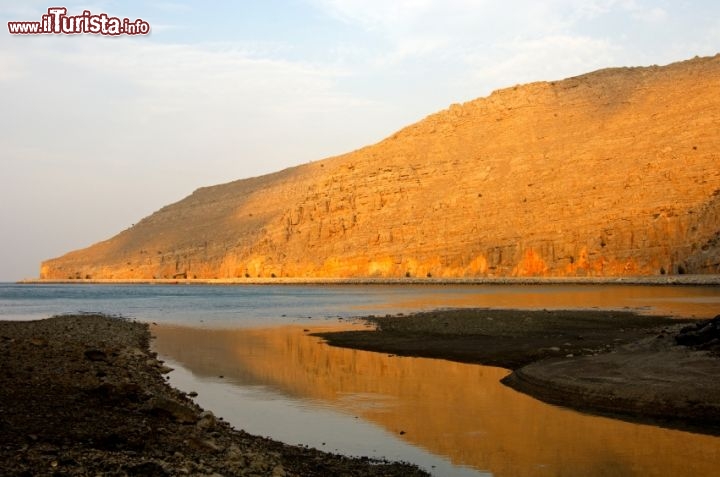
676, 314, 720, 353
317, 309, 684, 369
0, 314, 429, 476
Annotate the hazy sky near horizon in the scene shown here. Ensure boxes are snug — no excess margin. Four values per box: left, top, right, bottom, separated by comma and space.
1, 0, 718, 280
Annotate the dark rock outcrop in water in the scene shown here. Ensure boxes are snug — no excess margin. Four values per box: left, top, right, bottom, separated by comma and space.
676, 315, 720, 353
41, 54, 720, 280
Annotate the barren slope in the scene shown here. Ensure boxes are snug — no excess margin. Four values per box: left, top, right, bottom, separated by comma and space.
41, 54, 720, 279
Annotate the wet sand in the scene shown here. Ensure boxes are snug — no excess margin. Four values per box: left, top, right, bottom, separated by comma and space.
316, 309, 720, 435
0, 314, 428, 476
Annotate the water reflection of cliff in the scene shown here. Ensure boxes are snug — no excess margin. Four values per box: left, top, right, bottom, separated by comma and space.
152, 324, 720, 477
377, 284, 720, 319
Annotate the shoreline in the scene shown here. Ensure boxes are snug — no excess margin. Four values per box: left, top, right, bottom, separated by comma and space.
0, 314, 428, 476
3, 311, 718, 474
18, 274, 720, 286
316, 308, 720, 436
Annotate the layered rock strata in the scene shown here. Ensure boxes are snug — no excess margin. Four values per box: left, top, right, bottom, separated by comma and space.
41, 54, 720, 279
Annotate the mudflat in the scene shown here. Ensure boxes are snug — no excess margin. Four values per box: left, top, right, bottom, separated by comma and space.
0, 314, 428, 476
316, 309, 720, 435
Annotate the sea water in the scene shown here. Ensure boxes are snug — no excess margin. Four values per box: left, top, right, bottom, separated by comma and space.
2, 283, 719, 476
1, 282, 719, 324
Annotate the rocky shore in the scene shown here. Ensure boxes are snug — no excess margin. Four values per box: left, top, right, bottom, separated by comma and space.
21, 275, 720, 285
0, 314, 429, 476
317, 309, 720, 435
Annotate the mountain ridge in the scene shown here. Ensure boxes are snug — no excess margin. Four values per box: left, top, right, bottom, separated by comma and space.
41, 54, 720, 279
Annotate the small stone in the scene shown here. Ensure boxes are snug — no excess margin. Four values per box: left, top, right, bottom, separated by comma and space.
125, 347, 146, 358
272, 464, 287, 477
226, 445, 245, 463
84, 349, 107, 362
202, 439, 221, 452
147, 397, 198, 424
196, 411, 217, 430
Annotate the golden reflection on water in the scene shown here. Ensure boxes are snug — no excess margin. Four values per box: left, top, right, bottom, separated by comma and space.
365, 284, 720, 318
152, 323, 720, 477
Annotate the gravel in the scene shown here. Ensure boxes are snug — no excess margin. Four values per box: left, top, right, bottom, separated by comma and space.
0, 313, 429, 476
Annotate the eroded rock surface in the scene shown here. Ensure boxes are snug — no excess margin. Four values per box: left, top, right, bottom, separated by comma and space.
41, 55, 720, 279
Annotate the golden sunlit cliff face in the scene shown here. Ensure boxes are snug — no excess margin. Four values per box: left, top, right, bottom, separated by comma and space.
41, 54, 720, 280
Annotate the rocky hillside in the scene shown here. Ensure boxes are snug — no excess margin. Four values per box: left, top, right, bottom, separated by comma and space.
41, 54, 720, 280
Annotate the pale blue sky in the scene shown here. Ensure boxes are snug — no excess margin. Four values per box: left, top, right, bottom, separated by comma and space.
1, 0, 718, 280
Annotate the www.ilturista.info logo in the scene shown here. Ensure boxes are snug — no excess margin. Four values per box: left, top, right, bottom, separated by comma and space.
7, 7, 150, 35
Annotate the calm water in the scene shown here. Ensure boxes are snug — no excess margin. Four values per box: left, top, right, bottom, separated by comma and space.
2, 282, 719, 323
1, 283, 720, 476
154, 324, 720, 477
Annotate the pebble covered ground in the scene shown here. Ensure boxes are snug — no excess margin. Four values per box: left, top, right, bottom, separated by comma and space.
0, 314, 429, 477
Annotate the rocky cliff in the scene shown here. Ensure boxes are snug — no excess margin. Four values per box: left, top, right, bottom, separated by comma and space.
41, 54, 720, 280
